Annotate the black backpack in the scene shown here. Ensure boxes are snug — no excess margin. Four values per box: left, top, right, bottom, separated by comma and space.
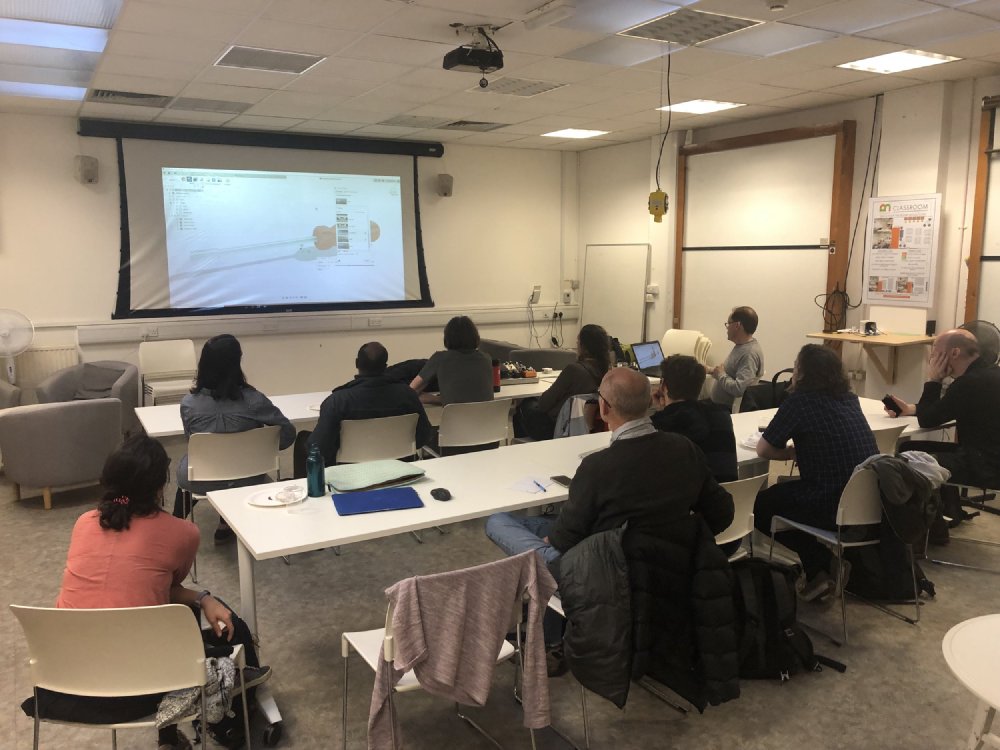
731, 558, 845, 681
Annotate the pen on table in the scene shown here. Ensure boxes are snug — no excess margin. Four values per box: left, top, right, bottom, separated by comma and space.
533, 480, 547, 492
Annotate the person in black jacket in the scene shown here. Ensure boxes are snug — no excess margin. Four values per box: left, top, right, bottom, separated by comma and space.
486, 367, 734, 572
652, 354, 738, 482
306, 342, 432, 464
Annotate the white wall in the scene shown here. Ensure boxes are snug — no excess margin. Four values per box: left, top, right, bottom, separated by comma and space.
0, 113, 576, 393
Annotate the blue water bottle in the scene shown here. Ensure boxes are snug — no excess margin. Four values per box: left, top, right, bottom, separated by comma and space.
306, 444, 325, 498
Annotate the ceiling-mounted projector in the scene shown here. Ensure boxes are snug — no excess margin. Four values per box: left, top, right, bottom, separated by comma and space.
442, 45, 503, 73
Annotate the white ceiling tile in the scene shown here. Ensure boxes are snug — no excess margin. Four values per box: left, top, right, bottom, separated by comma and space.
564, 91, 663, 118
759, 90, 854, 109
411, 128, 473, 142
705, 56, 822, 85
304, 57, 412, 84
106, 31, 228, 64
788, 0, 942, 34
79, 101, 162, 120
924, 29, 1000, 55
405, 102, 480, 119
636, 46, 751, 75
587, 67, 665, 92
895, 57, 1000, 79
510, 57, 617, 84
522, 82, 621, 105
452, 130, 527, 145
709, 81, 802, 103
768, 65, 876, 90
180, 82, 274, 103
701, 22, 837, 57
398, 66, 485, 90
154, 110, 236, 125
311, 106, 393, 124
194, 65, 295, 89
505, 134, 572, 148
142, 0, 271, 12
262, 0, 402, 32
287, 119, 362, 134
561, 35, 671, 67
497, 26, 606, 57
681, 0, 843, 22
97, 54, 205, 80
372, 5, 504, 44
235, 20, 361, 56
823, 74, 925, 97
90, 72, 186, 95
338, 34, 454, 66
860, 9, 999, 44
768, 35, 905, 66
961, 0, 1000, 19
224, 114, 304, 129
281, 75, 377, 97
349, 123, 424, 136
114, 1, 254, 40
246, 90, 340, 117
365, 82, 456, 104
556, 0, 681, 34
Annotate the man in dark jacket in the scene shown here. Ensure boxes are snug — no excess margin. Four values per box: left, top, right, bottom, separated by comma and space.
485, 367, 734, 572
307, 342, 432, 464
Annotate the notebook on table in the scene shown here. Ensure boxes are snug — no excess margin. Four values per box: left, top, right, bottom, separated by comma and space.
332, 486, 424, 516
630, 340, 665, 376
325, 460, 425, 492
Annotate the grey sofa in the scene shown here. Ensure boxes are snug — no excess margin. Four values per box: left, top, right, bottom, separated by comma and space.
36, 360, 139, 435
0, 380, 21, 409
0, 399, 122, 509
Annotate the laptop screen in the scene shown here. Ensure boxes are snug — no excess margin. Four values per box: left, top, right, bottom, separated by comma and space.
631, 341, 664, 370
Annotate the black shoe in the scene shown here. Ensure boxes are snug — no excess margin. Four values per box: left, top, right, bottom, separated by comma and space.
214, 524, 235, 543
236, 665, 272, 690
546, 646, 568, 678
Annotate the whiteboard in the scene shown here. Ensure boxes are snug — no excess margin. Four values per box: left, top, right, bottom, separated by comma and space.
979, 262, 1000, 324
685, 136, 836, 247
580, 244, 649, 344
681, 248, 830, 374
977, 153, 1000, 321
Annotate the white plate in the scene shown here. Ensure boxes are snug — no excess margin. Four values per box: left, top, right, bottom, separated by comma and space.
247, 486, 306, 507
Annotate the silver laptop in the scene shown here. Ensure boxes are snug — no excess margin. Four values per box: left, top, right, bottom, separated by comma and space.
630, 341, 664, 376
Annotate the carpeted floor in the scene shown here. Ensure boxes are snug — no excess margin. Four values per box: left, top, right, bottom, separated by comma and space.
2, 472, 999, 750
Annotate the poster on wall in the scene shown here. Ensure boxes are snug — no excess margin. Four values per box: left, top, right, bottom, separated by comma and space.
862, 193, 940, 308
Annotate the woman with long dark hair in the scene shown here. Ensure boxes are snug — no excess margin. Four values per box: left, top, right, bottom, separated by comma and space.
753, 344, 877, 600
25, 435, 267, 750
176, 334, 295, 541
410, 315, 493, 404
515, 323, 611, 441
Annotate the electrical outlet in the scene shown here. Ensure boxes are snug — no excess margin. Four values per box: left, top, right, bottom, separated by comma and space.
368, 317, 382, 328
561, 290, 572, 304
146, 326, 159, 339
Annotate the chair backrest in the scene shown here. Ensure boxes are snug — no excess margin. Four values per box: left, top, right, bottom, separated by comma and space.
337, 413, 419, 463
0, 399, 122, 489
0, 379, 21, 408
835, 468, 882, 527
438, 399, 511, 448
188, 425, 281, 483
872, 424, 907, 455
660, 329, 712, 364
10, 604, 207, 697
139, 339, 197, 380
716, 476, 766, 546
507, 348, 577, 371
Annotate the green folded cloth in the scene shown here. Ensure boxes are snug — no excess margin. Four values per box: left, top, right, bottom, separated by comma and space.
324, 460, 426, 492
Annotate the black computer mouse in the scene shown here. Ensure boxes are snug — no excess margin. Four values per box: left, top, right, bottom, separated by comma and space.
430, 487, 452, 502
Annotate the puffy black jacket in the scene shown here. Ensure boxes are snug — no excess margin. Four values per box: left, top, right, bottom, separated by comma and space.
560, 515, 740, 711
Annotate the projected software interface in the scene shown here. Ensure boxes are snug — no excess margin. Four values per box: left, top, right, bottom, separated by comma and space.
162, 168, 405, 307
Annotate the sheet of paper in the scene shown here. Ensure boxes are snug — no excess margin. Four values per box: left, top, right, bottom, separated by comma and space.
510, 476, 553, 494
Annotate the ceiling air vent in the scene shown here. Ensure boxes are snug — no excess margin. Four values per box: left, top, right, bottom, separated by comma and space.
619, 8, 760, 46
89, 89, 173, 107
472, 77, 564, 96
215, 45, 325, 75
169, 97, 251, 114
442, 120, 505, 132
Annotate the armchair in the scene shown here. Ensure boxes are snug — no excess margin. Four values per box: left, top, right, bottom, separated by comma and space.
0, 399, 122, 509
0, 379, 21, 409
35, 360, 139, 435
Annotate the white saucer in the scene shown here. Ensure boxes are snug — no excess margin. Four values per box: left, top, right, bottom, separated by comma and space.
247, 486, 306, 507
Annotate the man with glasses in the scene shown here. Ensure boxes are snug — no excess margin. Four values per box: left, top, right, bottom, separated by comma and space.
708, 306, 764, 412
484, 367, 733, 572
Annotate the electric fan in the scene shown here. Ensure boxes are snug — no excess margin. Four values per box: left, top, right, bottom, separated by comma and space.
960, 320, 1000, 366
0, 309, 35, 384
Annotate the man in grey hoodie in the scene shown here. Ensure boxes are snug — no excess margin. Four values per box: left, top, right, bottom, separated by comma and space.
708, 305, 764, 412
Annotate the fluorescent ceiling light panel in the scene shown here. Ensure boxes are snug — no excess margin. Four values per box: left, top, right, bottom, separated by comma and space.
542, 128, 608, 138
659, 99, 744, 113
620, 8, 760, 46
0, 18, 108, 52
0, 0, 122, 29
837, 49, 960, 74
0, 80, 86, 99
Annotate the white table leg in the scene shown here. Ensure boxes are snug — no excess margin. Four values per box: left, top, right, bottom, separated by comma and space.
967, 700, 999, 750
237, 538, 258, 635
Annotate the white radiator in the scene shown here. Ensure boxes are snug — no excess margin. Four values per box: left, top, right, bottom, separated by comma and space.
14, 347, 80, 387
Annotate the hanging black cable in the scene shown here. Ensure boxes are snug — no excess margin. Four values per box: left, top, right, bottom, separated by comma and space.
653, 44, 673, 192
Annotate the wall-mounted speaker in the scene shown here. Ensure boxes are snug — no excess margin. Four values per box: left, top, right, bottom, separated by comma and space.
437, 173, 454, 197
74, 155, 99, 184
